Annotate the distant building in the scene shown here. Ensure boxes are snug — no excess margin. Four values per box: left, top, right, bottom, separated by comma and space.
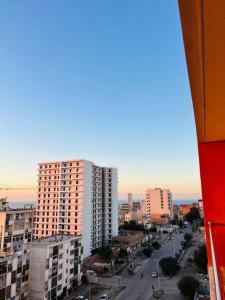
112, 230, 143, 249
172, 204, 179, 217
145, 188, 172, 224
121, 203, 129, 213
132, 201, 141, 211
29, 235, 82, 300
124, 212, 132, 222
198, 199, 204, 218
128, 193, 133, 209
34, 160, 118, 257
180, 204, 192, 217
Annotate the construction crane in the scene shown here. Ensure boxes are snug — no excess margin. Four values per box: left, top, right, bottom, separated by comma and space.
0, 185, 36, 191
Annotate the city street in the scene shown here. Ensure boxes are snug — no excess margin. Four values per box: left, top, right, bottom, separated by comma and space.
115, 232, 184, 300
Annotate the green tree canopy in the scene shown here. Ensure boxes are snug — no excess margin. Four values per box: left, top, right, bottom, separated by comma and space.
142, 246, 152, 257
186, 207, 200, 224
119, 220, 144, 231
194, 244, 208, 273
98, 246, 113, 263
178, 276, 200, 298
184, 233, 192, 244
159, 256, 179, 276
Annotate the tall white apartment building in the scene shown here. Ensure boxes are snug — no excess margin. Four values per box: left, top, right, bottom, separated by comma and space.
29, 235, 82, 300
33, 160, 118, 257
145, 188, 172, 223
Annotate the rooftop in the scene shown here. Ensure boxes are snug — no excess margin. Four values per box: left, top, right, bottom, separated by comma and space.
31, 234, 81, 247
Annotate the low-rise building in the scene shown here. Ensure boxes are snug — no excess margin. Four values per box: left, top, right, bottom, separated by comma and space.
29, 235, 83, 300
112, 230, 143, 249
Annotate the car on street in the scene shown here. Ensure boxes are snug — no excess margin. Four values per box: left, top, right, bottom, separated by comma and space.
151, 271, 158, 278
87, 270, 97, 276
73, 296, 88, 300
100, 294, 109, 300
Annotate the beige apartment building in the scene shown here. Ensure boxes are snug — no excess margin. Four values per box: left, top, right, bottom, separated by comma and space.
29, 235, 82, 300
145, 188, 172, 224
33, 160, 118, 257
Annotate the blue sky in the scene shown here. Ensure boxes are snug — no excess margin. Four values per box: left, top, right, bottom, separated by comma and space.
0, 1, 201, 201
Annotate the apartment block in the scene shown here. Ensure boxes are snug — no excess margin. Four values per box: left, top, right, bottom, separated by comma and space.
0, 199, 34, 300
33, 160, 118, 257
145, 188, 172, 223
29, 235, 82, 300
0, 252, 29, 300
128, 193, 133, 209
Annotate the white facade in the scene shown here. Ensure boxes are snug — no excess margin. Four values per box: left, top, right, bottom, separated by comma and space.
145, 188, 172, 220
34, 160, 118, 257
29, 235, 82, 300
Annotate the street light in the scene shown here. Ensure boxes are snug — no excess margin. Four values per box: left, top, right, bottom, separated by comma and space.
154, 259, 161, 291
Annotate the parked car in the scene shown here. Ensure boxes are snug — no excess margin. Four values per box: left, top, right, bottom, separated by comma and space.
73, 296, 88, 300
100, 294, 109, 300
87, 270, 97, 276
151, 271, 158, 278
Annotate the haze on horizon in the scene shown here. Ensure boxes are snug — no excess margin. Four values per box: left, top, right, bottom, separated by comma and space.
0, 1, 201, 202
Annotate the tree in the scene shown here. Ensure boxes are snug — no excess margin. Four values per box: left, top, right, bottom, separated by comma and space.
178, 219, 183, 228
184, 233, 192, 247
178, 276, 200, 298
152, 241, 161, 249
118, 248, 128, 258
186, 207, 200, 224
142, 246, 152, 257
98, 246, 113, 263
194, 244, 208, 273
119, 220, 145, 232
159, 256, 179, 276
149, 226, 157, 233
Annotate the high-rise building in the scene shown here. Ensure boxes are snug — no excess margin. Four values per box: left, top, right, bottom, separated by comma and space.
33, 160, 118, 257
145, 188, 172, 223
29, 235, 82, 300
128, 193, 133, 209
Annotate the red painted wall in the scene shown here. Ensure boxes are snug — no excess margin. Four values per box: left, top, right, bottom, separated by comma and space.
199, 141, 225, 297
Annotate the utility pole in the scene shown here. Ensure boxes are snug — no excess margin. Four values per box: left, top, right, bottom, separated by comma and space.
89, 282, 91, 300
156, 259, 161, 291
173, 237, 176, 257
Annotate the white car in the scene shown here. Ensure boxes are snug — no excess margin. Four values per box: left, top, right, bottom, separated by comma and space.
100, 294, 109, 300
73, 296, 88, 300
87, 270, 97, 276
151, 271, 158, 278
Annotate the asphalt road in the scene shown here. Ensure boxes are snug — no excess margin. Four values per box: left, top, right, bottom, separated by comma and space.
115, 232, 184, 300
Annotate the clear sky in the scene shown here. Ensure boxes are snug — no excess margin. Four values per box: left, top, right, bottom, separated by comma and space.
0, 1, 201, 202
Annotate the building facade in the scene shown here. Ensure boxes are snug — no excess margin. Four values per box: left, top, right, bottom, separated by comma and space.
0, 199, 34, 300
128, 193, 133, 209
33, 160, 118, 257
29, 235, 82, 300
0, 252, 29, 300
145, 188, 172, 223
